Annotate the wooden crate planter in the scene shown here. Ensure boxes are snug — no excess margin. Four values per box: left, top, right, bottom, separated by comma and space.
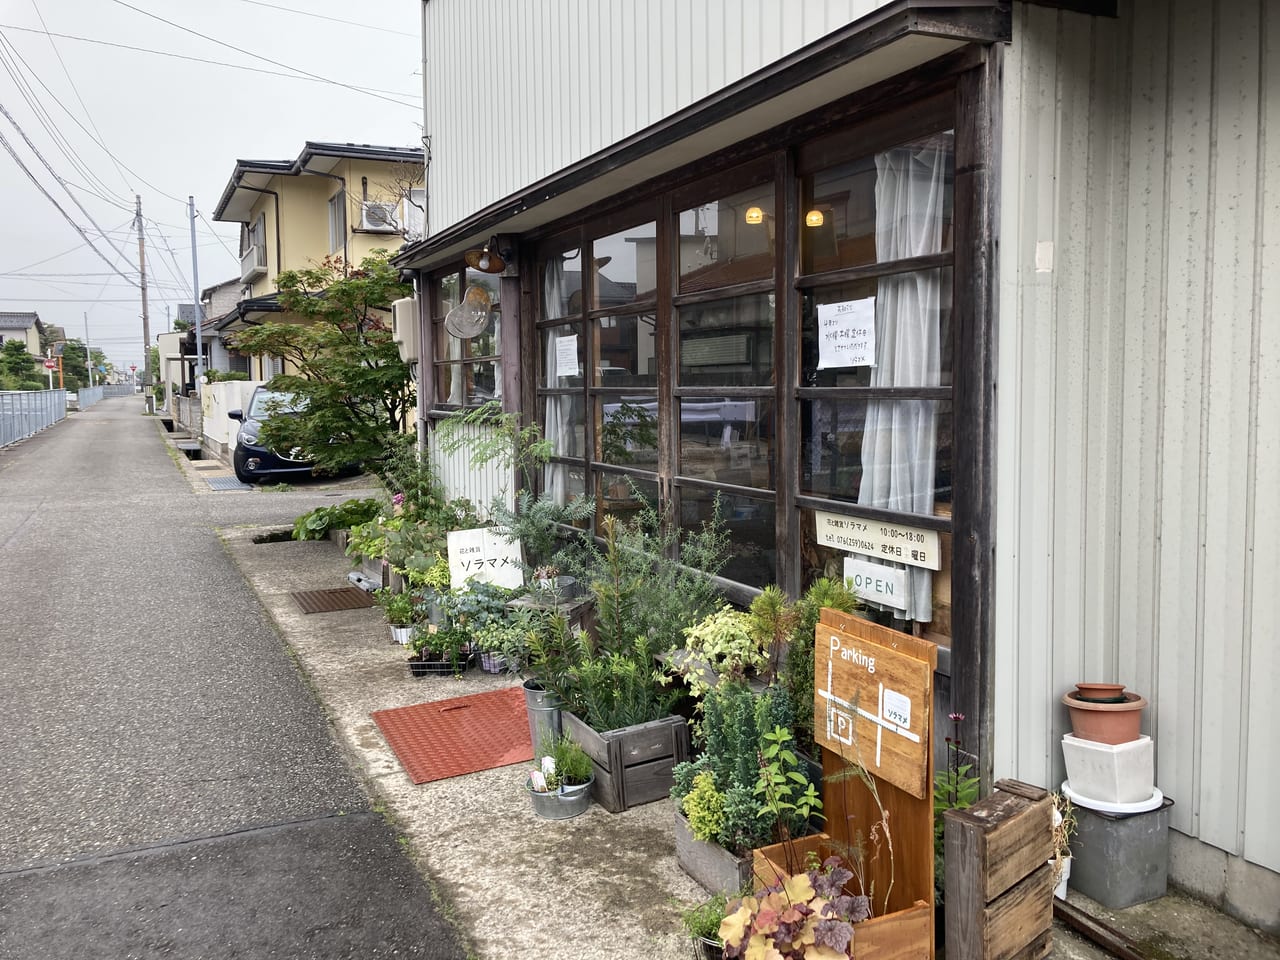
675, 811, 753, 896
944, 779, 1054, 960
562, 711, 689, 814
751, 834, 932, 960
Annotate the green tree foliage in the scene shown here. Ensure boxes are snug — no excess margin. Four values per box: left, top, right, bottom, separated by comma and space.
0, 340, 44, 390
227, 251, 413, 476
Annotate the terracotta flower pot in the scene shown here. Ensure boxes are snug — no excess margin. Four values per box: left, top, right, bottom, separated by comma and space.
1062, 690, 1147, 744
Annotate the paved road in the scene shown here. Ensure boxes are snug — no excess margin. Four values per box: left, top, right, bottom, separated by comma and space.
0, 398, 465, 960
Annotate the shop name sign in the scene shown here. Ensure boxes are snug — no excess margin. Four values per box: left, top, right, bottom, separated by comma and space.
814, 511, 941, 571
446, 526, 524, 590
815, 619, 933, 799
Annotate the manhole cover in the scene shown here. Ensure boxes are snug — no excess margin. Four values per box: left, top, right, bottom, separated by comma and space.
290, 587, 375, 614
207, 476, 253, 491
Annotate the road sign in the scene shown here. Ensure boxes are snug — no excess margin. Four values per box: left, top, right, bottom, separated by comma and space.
43, 359, 57, 370
130, 365, 137, 372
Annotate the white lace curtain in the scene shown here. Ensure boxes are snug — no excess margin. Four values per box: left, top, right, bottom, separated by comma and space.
856, 138, 949, 623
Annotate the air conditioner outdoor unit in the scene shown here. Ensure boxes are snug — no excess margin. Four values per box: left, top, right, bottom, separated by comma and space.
360, 201, 399, 233
391, 296, 419, 364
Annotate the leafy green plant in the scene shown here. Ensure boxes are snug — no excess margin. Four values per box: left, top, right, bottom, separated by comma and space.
683, 770, 727, 843
227, 251, 413, 476
346, 514, 400, 561
292, 497, 382, 541
373, 588, 415, 627
934, 711, 980, 904
671, 682, 793, 856
599, 400, 657, 464
747, 585, 798, 682
536, 733, 593, 788
566, 635, 681, 731
679, 894, 728, 943
676, 606, 767, 700
781, 577, 861, 754
755, 726, 824, 836
488, 488, 594, 574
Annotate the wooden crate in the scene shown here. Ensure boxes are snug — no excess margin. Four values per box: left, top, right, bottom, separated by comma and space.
752, 833, 933, 960
675, 812, 753, 896
562, 711, 689, 813
944, 779, 1054, 960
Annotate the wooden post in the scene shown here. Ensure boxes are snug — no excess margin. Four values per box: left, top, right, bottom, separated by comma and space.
944, 779, 1054, 960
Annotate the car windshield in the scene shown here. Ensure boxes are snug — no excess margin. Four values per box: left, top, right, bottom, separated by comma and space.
248, 390, 302, 419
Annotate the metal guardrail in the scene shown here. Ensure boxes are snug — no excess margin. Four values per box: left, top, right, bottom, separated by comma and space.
0, 390, 67, 448
102, 384, 135, 398
78, 386, 104, 410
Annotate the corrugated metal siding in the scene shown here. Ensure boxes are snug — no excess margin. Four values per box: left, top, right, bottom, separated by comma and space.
997, 0, 1279, 873
421, 0, 881, 234
427, 421, 514, 519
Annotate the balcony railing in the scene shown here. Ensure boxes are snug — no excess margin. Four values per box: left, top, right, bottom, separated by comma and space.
240, 243, 267, 282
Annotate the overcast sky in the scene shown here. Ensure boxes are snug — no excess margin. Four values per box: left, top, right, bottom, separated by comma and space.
0, 0, 422, 373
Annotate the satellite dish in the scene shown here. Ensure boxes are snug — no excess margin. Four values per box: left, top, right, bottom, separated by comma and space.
445, 284, 492, 339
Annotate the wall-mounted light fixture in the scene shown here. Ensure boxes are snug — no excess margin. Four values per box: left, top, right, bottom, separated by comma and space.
744, 206, 764, 225
463, 235, 508, 273
804, 209, 825, 227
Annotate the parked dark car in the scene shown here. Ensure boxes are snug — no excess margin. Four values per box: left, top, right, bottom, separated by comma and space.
227, 388, 314, 483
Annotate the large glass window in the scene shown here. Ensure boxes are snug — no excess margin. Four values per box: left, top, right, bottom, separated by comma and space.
678, 183, 775, 291
678, 294, 774, 387
797, 129, 955, 629
431, 269, 500, 408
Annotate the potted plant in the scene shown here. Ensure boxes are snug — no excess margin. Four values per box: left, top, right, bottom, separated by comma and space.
679, 894, 728, 960
671, 605, 769, 701
1050, 792, 1077, 900
719, 858, 871, 959
525, 733, 594, 819
933, 711, 980, 908
373, 587, 416, 645
778, 577, 861, 758
670, 681, 801, 894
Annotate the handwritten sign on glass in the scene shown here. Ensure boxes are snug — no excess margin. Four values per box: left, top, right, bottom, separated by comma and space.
816, 298, 876, 370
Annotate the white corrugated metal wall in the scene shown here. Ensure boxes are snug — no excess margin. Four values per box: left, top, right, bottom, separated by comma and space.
997, 0, 1280, 885
428, 420, 514, 519
420, 0, 886, 235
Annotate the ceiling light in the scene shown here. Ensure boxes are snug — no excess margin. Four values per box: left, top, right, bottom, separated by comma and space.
744, 206, 764, 225
805, 209, 825, 227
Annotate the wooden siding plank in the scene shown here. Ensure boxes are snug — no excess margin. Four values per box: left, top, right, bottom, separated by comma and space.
1243, 0, 1280, 874
1198, 0, 1262, 858
1156, 0, 1217, 840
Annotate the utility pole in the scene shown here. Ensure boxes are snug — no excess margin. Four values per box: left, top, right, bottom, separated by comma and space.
83, 311, 92, 387
135, 195, 151, 396
187, 196, 205, 398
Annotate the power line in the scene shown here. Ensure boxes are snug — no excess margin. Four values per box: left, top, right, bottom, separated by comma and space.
232, 0, 418, 39
105, 1, 421, 109
0, 125, 137, 286
0, 32, 130, 208
0, 28, 183, 205
0, 100, 140, 274
26, 0, 134, 196
196, 209, 240, 264
2, 220, 135, 273
0, 24, 422, 102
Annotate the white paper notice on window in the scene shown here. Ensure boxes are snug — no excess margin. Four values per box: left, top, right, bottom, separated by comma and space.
817, 298, 876, 370
554, 334, 580, 379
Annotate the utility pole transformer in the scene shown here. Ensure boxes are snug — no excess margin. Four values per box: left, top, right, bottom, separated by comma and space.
135, 195, 151, 393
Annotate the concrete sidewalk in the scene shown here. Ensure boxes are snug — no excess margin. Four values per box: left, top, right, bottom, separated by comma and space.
217, 518, 1280, 960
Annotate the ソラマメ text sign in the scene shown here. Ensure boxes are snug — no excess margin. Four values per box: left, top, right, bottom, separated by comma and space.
814, 615, 934, 800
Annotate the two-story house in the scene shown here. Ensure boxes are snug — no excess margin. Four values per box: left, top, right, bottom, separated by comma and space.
392, 0, 1279, 930
212, 141, 424, 380
0, 311, 44, 356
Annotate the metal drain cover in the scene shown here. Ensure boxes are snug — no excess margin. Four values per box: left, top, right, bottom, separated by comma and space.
207, 476, 253, 491
290, 587, 376, 614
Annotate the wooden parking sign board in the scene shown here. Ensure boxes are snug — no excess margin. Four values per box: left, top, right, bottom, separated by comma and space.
814, 613, 934, 800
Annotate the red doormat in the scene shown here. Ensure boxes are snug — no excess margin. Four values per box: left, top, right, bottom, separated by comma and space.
371, 686, 533, 784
